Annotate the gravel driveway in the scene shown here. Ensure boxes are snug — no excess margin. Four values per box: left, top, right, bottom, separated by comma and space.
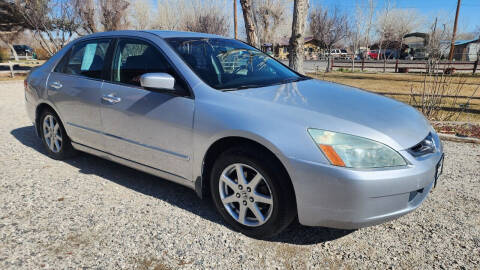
1, 81, 479, 269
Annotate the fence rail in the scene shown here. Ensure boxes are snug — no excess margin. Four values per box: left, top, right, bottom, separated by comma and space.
331, 58, 479, 74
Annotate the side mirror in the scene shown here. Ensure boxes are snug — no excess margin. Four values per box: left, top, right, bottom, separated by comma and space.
140, 73, 175, 91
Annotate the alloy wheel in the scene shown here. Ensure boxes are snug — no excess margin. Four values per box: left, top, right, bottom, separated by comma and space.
218, 163, 274, 227
42, 114, 63, 153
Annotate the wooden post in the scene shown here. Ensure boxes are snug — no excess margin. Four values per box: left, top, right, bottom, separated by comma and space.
8, 61, 14, 78
473, 59, 479, 74
395, 59, 399, 73
331, 57, 334, 71
234, 0, 238, 39
361, 57, 365, 72
448, 0, 461, 61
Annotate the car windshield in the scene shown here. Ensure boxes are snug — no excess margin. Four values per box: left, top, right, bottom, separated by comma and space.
165, 37, 307, 90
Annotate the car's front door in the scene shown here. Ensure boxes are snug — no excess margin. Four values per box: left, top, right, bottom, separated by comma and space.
100, 38, 194, 180
47, 39, 112, 151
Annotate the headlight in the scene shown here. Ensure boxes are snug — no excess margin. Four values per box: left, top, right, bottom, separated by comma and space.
307, 129, 407, 168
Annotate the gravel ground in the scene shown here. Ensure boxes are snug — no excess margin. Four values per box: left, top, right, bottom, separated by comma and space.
1, 81, 479, 269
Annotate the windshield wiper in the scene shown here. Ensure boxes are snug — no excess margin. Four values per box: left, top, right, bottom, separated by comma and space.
278, 77, 310, 84
221, 84, 268, 91
221, 77, 311, 92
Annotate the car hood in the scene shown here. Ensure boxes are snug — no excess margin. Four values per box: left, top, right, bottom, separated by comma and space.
227, 79, 431, 150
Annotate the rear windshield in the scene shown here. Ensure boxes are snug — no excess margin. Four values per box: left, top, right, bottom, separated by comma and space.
165, 37, 306, 90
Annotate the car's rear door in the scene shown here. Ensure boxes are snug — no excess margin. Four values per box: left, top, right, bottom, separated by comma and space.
100, 37, 194, 180
47, 38, 113, 151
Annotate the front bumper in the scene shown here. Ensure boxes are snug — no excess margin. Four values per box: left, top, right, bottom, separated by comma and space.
289, 149, 443, 229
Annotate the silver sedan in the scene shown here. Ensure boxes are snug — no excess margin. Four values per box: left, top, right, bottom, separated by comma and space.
24, 30, 444, 238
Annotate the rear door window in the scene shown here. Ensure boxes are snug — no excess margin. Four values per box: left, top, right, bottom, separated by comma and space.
63, 39, 111, 79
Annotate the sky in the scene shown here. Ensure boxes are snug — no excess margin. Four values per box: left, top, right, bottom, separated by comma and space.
149, 0, 480, 39
311, 0, 480, 32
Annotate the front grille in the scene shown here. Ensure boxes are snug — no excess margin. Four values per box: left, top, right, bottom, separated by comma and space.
408, 132, 436, 157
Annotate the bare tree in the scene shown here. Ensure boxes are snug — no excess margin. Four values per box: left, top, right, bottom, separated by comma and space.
288, 0, 309, 73
129, 0, 152, 30
376, 7, 424, 59
363, 0, 375, 56
0, 0, 28, 60
183, 11, 229, 36
309, 6, 349, 71
99, 0, 129, 31
74, 0, 98, 34
15, 0, 79, 57
348, 3, 365, 71
154, 0, 229, 36
240, 0, 260, 47
253, 0, 289, 46
154, 0, 187, 30
425, 18, 451, 72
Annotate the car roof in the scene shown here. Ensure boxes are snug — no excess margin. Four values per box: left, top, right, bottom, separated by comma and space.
144, 30, 226, 39
76, 30, 227, 40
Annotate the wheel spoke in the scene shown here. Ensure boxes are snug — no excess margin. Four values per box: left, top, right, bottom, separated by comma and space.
49, 135, 55, 151
55, 135, 62, 142
44, 131, 51, 138
222, 194, 237, 204
235, 164, 247, 184
48, 116, 54, 129
237, 204, 247, 223
43, 118, 49, 130
54, 139, 61, 152
253, 191, 273, 205
53, 123, 59, 134
221, 174, 238, 191
248, 173, 263, 189
251, 204, 265, 222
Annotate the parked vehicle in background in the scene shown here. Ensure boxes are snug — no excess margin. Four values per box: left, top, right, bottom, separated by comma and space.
340, 49, 349, 59
24, 30, 444, 238
367, 50, 379, 59
12, 45, 35, 59
413, 48, 429, 60
327, 49, 342, 58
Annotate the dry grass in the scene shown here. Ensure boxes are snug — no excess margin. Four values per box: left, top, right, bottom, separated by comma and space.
309, 72, 480, 122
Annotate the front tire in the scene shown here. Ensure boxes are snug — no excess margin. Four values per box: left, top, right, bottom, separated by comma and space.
39, 110, 76, 160
210, 147, 296, 238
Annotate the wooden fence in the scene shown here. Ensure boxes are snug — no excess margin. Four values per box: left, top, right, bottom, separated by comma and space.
331, 58, 479, 74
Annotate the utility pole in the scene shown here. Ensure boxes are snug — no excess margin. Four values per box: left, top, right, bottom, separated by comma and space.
448, 0, 461, 61
234, 0, 238, 39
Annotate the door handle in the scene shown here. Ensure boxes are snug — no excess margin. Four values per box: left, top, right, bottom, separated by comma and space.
101, 93, 122, 104
50, 81, 62, 89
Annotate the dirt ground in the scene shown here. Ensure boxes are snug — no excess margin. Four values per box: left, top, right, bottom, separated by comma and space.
1, 80, 480, 269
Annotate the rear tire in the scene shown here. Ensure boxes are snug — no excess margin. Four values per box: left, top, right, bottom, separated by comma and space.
39, 110, 76, 160
210, 146, 296, 238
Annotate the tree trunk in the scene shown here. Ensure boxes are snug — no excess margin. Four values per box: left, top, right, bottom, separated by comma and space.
7, 43, 19, 61
288, 0, 309, 73
240, 0, 259, 48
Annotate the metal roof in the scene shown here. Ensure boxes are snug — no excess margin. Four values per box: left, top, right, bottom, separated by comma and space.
454, 39, 480, 46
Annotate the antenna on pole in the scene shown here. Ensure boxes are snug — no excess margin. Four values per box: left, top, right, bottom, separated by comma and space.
448, 0, 461, 61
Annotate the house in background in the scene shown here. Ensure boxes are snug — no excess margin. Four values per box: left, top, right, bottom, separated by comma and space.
403, 32, 479, 61
262, 37, 323, 60
453, 39, 480, 61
